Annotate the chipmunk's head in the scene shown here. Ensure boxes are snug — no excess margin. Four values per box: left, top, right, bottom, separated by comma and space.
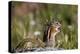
50, 21, 61, 33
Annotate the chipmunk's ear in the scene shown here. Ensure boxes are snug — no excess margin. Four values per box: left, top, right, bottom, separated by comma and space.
51, 18, 58, 23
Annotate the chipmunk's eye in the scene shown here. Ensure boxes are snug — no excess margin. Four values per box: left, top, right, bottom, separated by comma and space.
56, 22, 58, 24
55, 22, 59, 25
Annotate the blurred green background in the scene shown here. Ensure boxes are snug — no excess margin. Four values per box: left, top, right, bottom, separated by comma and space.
11, 1, 78, 50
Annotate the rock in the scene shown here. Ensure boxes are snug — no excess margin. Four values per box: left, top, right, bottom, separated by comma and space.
15, 47, 64, 52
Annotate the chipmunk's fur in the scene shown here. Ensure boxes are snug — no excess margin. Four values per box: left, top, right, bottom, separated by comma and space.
43, 21, 61, 47
15, 21, 61, 52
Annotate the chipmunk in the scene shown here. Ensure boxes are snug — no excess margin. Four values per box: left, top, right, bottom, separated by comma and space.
43, 21, 61, 48
15, 20, 61, 52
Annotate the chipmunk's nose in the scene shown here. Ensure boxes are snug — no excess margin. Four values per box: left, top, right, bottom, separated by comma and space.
58, 27, 61, 31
